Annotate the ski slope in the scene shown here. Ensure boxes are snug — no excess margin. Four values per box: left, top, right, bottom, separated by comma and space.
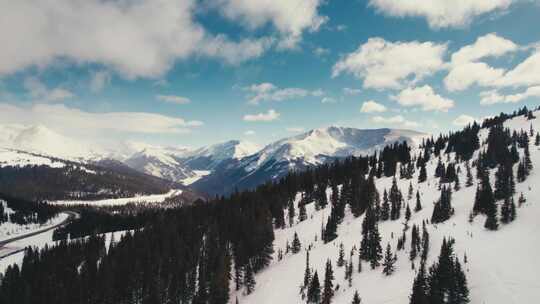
236, 112, 540, 304
49, 189, 183, 206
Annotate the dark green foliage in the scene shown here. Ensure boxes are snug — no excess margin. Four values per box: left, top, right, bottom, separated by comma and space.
337, 243, 345, 267
322, 259, 334, 304
307, 271, 321, 304
418, 162, 427, 183
431, 186, 453, 224
352, 291, 362, 304
415, 190, 422, 212
382, 243, 396, 276
389, 177, 403, 220
292, 232, 302, 254
359, 207, 383, 269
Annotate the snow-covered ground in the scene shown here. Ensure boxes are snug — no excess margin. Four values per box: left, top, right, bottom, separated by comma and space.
236, 112, 540, 304
181, 170, 211, 185
49, 189, 182, 206
0, 148, 67, 168
0, 212, 68, 242
0, 229, 132, 274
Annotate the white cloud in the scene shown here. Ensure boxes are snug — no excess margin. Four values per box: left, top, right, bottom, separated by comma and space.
445, 33, 519, 91
369, 0, 512, 29
480, 86, 540, 105
450, 33, 518, 65
243, 109, 280, 122
0, 0, 271, 79
391, 85, 454, 112
245, 82, 323, 104
321, 97, 337, 104
360, 100, 387, 113
89, 70, 111, 93
23, 77, 74, 102
314, 47, 330, 57
213, 0, 327, 49
286, 127, 305, 132
332, 38, 446, 89
156, 95, 191, 105
343, 88, 361, 95
0, 103, 203, 136
453, 114, 478, 126
371, 115, 420, 128
496, 49, 540, 87
244, 130, 256, 136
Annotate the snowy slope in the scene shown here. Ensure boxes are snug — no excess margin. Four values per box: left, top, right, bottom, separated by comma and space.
236, 112, 540, 304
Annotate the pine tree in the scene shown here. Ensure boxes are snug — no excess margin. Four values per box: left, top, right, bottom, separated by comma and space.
501, 197, 517, 224
243, 263, 256, 295
415, 190, 422, 212
303, 251, 312, 295
307, 271, 321, 304
421, 223, 429, 263
337, 243, 345, 267
405, 204, 412, 221
408, 182, 414, 200
382, 243, 396, 276
288, 199, 295, 227
465, 161, 473, 187
409, 262, 429, 304
292, 232, 302, 254
351, 291, 362, 304
454, 173, 461, 191
535, 132, 540, 146
347, 259, 354, 287
418, 162, 427, 183
299, 203, 307, 222
357, 255, 362, 273
431, 186, 453, 223
321, 259, 334, 304
380, 189, 390, 221
484, 193, 499, 231
359, 207, 383, 269
389, 177, 403, 220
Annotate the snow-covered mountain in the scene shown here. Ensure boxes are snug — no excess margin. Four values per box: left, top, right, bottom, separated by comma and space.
192, 127, 426, 195
234, 109, 540, 304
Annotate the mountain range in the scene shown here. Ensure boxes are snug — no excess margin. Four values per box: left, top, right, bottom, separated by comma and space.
0, 124, 425, 196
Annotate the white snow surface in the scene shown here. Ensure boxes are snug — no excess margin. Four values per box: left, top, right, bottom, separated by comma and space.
181, 170, 211, 185
0, 206, 69, 242
236, 112, 540, 304
49, 189, 182, 206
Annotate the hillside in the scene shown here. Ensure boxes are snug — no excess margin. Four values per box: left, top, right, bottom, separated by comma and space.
235, 109, 540, 304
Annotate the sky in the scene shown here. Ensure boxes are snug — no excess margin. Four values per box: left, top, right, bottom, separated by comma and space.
0, 0, 540, 149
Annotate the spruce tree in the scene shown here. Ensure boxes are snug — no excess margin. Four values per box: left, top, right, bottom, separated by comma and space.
243, 263, 256, 295
418, 162, 427, 183
405, 204, 412, 221
431, 186, 453, 223
292, 232, 302, 254
380, 189, 390, 221
337, 243, 345, 267
321, 259, 334, 304
299, 203, 307, 222
351, 291, 361, 304
382, 243, 396, 276
465, 161, 473, 187
535, 132, 540, 146
409, 262, 429, 304
484, 193, 499, 231
408, 182, 414, 200
288, 199, 295, 227
307, 271, 321, 304
415, 190, 422, 212
347, 259, 354, 287
303, 251, 312, 295
359, 207, 383, 269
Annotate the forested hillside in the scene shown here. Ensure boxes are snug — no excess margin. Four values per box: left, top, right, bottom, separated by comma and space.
1, 106, 539, 304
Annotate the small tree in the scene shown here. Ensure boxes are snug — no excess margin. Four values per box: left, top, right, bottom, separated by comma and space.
415, 190, 422, 212
382, 243, 396, 276
337, 243, 345, 267
351, 291, 362, 304
244, 263, 256, 295
321, 259, 334, 304
307, 271, 321, 304
292, 232, 302, 254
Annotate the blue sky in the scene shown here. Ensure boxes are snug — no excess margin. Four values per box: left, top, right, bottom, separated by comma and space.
0, 0, 540, 148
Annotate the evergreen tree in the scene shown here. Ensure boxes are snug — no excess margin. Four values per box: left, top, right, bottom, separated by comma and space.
418, 162, 427, 183
337, 243, 345, 267
484, 193, 499, 231
303, 251, 312, 295
501, 197, 516, 224
307, 271, 321, 304
415, 190, 422, 212
359, 207, 383, 269
382, 243, 396, 276
321, 259, 334, 304
351, 291, 362, 304
454, 173, 461, 191
292, 232, 302, 254
409, 262, 429, 304
389, 177, 403, 220
380, 189, 390, 221
408, 182, 414, 200
465, 161, 473, 187
431, 186, 453, 223
421, 223, 430, 263
535, 132, 540, 146
243, 263, 256, 295
299, 203, 307, 222
347, 259, 354, 287
405, 204, 412, 221
288, 199, 295, 227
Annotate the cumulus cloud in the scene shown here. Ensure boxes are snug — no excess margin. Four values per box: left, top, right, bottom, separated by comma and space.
496, 49, 540, 87
0, 0, 273, 79
369, 0, 512, 29
332, 38, 446, 89
480, 86, 540, 105
321, 97, 337, 104
286, 127, 305, 132
391, 85, 454, 112
360, 100, 387, 113
445, 33, 518, 91
453, 114, 478, 126
244, 82, 323, 105
371, 115, 420, 128
89, 70, 111, 93
343, 88, 361, 95
243, 109, 280, 121
213, 0, 327, 49
0, 103, 203, 136
23, 77, 74, 102
156, 95, 192, 105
